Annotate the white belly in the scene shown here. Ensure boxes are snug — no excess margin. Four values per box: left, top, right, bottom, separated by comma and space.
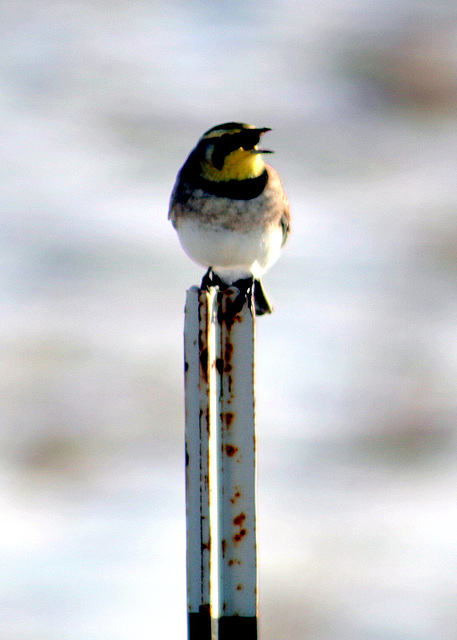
177, 219, 283, 283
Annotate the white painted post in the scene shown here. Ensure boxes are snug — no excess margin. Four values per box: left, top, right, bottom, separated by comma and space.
217, 289, 258, 640
184, 286, 258, 640
184, 287, 219, 640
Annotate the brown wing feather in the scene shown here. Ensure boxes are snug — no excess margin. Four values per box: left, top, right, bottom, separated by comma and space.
280, 192, 291, 247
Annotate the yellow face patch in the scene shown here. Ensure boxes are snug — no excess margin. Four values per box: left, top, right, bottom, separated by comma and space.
201, 147, 265, 182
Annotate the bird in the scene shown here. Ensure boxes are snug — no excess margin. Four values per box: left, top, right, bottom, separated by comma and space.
168, 122, 290, 315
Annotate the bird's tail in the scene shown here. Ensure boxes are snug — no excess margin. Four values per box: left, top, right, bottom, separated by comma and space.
253, 279, 273, 315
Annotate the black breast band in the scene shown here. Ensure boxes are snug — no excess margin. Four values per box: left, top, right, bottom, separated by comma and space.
196, 170, 268, 200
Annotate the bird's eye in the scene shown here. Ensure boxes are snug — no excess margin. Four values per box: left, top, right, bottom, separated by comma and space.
211, 143, 228, 170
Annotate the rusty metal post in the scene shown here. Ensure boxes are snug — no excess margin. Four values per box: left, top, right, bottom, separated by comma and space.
184, 287, 219, 640
184, 286, 258, 640
216, 289, 257, 639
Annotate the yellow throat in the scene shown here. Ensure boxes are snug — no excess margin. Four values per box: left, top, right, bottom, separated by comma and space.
201, 148, 265, 182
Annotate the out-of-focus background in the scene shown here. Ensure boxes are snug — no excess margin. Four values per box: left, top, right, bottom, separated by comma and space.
2, 1, 457, 638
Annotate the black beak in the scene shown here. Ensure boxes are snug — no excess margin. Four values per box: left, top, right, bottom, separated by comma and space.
250, 127, 273, 153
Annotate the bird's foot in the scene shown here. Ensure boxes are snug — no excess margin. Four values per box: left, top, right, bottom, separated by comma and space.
230, 278, 273, 317
230, 277, 255, 317
201, 270, 273, 317
201, 268, 227, 290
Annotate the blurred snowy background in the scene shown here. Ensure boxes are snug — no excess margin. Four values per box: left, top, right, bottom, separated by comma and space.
1, 0, 457, 638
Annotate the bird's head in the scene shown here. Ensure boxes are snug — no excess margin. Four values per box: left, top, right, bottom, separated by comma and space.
194, 122, 273, 182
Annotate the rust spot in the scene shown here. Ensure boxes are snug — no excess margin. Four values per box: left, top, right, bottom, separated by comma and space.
199, 408, 210, 434
224, 342, 234, 367
223, 411, 235, 428
218, 297, 239, 327
233, 512, 246, 526
225, 444, 238, 457
216, 358, 224, 375
236, 584, 243, 591
233, 528, 247, 543
217, 288, 254, 325
228, 559, 242, 566
199, 347, 208, 382
230, 490, 242, 504
202, 539, 210, 551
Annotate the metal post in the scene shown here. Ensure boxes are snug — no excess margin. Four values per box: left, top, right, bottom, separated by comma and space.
184, 286, 258, 640
217, 289, 258, 639
184, 287, 219, 640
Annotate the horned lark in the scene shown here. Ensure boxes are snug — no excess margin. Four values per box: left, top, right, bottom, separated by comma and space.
168, 122, 290, 315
